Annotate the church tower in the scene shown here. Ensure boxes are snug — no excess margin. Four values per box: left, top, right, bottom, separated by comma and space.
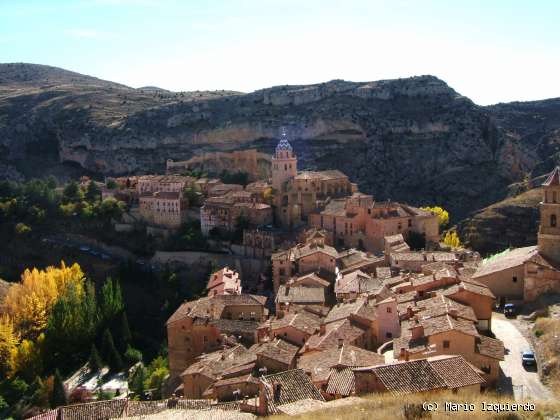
538, 167, 560, 263
271, 128, 297, 192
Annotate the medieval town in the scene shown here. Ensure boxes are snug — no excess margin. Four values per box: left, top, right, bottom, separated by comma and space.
19, 127, 559, 419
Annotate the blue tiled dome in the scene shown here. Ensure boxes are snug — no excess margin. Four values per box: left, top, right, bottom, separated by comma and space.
276, 129, 293, 152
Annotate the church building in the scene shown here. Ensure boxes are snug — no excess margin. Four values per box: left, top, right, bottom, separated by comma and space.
472, 167, 560, 302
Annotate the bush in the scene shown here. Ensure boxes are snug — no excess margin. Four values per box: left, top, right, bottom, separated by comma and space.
14, 223, 32, 235
124, 347, 143, 365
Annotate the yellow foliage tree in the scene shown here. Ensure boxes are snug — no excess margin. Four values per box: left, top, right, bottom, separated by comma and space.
443, 231, 462, 248
0, 314, 18, 377
12, 333, 45, 381
5, 261, 85, 339
421, 206, 449, 227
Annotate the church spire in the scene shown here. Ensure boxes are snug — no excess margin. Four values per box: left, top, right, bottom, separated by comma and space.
275, 127, 293, 153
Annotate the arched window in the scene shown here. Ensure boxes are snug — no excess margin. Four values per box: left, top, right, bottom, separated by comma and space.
551, 214, 557, 227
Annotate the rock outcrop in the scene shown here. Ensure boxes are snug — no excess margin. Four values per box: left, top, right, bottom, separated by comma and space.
2, 63, 560, 226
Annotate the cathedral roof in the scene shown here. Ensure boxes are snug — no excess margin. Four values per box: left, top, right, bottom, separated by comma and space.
543, 166, 560, 186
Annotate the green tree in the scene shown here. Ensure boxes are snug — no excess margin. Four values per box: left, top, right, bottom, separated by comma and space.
124, 347, 143, 365
128, 365, 146, 396
62, 181, 84, 204
97, 197, 125, 220
116, 311, 132, 353
85, 181, 101, 202
50, 369, 68, 408
106, 179, 117, 190
100, 278, 124, 326
100, 329, 123, 372
89, 344, 103, 372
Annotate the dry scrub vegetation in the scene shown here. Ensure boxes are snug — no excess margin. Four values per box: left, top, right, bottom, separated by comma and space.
270, 391, 560, 420
534, 316, 560, 393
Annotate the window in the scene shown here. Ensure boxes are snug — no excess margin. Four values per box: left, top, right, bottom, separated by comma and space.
551, 214, 557, 227
443, 340, 450, 349
512, 276, 517, 283
203, 336, 208, 343
386, 332, 393, 338
554, 192, 558, 203
408, 219, 412, 227
279, 268, 285, 276
386, 307, 392, 313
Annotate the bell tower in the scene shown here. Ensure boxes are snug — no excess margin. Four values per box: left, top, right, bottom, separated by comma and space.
538, 167, 560, 263
271, 128, 297, 192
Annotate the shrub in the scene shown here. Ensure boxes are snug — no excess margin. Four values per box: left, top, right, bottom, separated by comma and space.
14, 223, 32, 235
124, 347, 143, 365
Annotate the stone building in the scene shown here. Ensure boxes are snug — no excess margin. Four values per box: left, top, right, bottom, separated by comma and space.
166, 294, 267, 381
271, 129, 357, 228
138, 191, 188, 229
309, 194, 440, 253
472, 167, 560, 302
206, 267, 242, 297
200, 194, 273, 236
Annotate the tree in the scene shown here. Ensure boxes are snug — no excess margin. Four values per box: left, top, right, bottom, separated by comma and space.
124, 347, 143, 365
100, 278, 124, 326
50, 369, 68, 408
443, 231, 462, 248
128, 365, 146, 396
0, 315, 18, 378
89, 344, 103, 372
143, 356, 169, 400
97, 197, 125, 220
421, 206, 449, 228
106, 179, 117, 190
5, 262, 85, 339
85, 181, 101, 202
100, 329, 123, 372
116, 311, 132, 353
12, 334, 44, 382
62, 181, 84, 204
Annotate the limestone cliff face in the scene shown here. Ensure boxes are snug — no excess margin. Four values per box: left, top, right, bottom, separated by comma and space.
1, 63, 560, 225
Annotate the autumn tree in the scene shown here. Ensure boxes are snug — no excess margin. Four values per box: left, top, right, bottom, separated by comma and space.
5, 262, 85, 339
12, 334, 44, 382
0, 314, 18, 377
421, 206, 449, 228
443, 230, 462, 248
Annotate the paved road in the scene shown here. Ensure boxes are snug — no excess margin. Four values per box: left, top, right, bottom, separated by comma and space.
493, 314, 554, 401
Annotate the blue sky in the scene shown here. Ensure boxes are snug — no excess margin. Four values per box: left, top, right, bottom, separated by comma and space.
1, 0, 559, 105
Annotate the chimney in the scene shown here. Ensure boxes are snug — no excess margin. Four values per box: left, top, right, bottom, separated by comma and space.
406, 306, 414, 319
449, 308, 458, 319
411, 324, 424, 340
277, 310, 284, 319
320, 323, 326, 336
337, 338, 344, 349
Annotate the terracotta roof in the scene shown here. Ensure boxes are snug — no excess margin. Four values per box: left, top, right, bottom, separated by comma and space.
419, 314, 479, 337
298, 344, 384, 383
444, 281, 495, 299
325, 298, 377, 324
326, 368, 355, 396
473, 246, 538, 278
428, 355, 485, 388
415, 295, 477, 322
422, 262, 457, 275
59, 399, 128, 420
212, 373, 260, 388
207, 319, 260, 335
304, 319, 366, 351
276, 286, 325, 305
319, 199, 347, 217
181, 345, 257, 380
260, 369, 325, 414
375, 267, 393, 279
392, 252, 457, 262
335, 271, 383, 295
476, 335, 505, 360
289, 272, 331, 288
270, 311, 322, 335
250, 338, 299, 366
542, 166, 560, 186
337, 249, 382, 271
360, 359, 447, 395
292, 242, 339, 259
167, 294, 267, 324
154, 191, 181, 200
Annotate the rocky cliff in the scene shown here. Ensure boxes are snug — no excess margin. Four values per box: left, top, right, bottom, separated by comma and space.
2, 63, 560, 226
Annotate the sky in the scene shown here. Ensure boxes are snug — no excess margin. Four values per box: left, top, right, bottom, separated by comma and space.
1, 0, 559, 105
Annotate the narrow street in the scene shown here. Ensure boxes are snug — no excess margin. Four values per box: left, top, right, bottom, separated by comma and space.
492, 314, 554, 401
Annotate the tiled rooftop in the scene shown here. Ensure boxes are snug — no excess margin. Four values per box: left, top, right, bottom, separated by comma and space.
276, 285, 326, 305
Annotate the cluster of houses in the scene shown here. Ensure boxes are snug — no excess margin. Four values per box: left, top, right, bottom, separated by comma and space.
165, 223, 506, 415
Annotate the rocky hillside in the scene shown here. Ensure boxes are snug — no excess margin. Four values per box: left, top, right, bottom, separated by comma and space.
2, 63, 560, 225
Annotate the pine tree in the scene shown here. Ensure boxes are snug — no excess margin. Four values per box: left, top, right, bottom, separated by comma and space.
51, 369, 68, 408
89, 344, 103, 372
100, 278, 124, 327
100, 329, 123, 372
116, 311, 132, 353
85, 180, 101, 202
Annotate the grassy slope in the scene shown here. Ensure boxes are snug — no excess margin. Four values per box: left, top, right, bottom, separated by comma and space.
270, 391, 560, 420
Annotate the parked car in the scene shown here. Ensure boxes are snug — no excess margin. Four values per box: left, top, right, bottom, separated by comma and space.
522, 351, 536, 367
504, 303, 517, 317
